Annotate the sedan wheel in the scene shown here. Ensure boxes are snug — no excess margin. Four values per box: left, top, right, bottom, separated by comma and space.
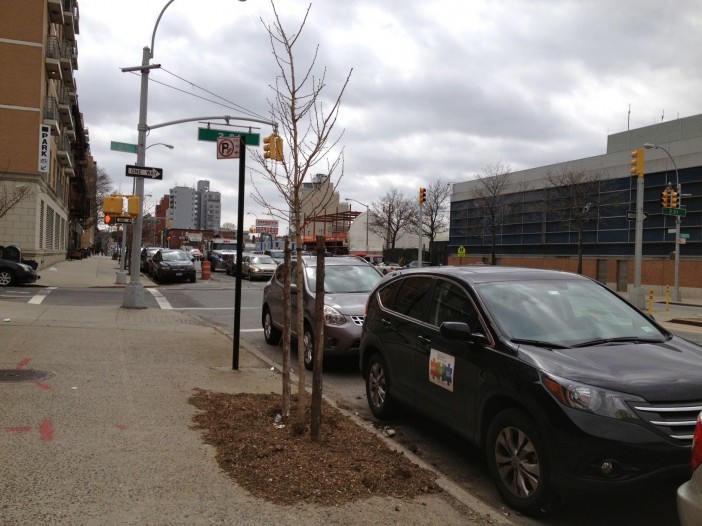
263, 308, 282, 345
302, 325, 314, 370
365, 353, 395, 419
0, 270, 14, 287
486, 408, 555, 516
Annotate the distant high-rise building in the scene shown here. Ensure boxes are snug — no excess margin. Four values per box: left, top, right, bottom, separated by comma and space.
166, 180, 221, 231
197, 180, 221, 231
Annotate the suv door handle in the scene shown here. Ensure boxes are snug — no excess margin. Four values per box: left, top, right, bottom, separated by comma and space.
381, 318, 391, 327
418, 334, 431, 345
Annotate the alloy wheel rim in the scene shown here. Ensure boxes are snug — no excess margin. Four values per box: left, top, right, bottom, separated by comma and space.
494, 426, 540, 498
369, 362, 386, 408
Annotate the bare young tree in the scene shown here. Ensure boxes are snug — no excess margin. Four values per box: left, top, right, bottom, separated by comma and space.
250, 2, 352, 432
546, 167, 609, 274
414, 178, 451, 262
368, 187, 417, 250
470, 162, 515, 265
0, 164, 33, 220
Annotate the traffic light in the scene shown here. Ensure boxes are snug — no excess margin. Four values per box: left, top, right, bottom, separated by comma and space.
104, 214, 113, 225
103, 196, 123, 214
670, 189, 679, 208
419, 187, 427, 205
661, 188, 670, 208
630, 148, 645, 176
263, 134, 278, 160
275, 135, 284, 161
127, 196, 140, 216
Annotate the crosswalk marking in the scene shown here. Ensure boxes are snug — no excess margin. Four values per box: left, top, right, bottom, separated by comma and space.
28, 287, 56, 304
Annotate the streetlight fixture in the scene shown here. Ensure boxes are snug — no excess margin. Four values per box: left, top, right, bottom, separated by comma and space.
146, 143, 174, 150
120, 0, 243, 309
644, 143, 682, 301
345, 198, 370, 254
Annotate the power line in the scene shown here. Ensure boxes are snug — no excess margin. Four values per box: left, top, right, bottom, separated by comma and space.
160, 67, 267, 120
125, 70, 267, 120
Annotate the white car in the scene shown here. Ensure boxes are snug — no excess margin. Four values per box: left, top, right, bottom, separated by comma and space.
678, 411, 702, 526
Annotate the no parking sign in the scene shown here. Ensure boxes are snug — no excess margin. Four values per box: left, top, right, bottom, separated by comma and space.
217, 136, 240, 159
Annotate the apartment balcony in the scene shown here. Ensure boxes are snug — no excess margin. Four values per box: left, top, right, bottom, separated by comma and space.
45, 35, 62, 81
43, 97, 60, 136
48, 0, 64, 24
63, 0, 79, 40
58, 86, 73, 125
57, 135, 75, 175
60, 40, 76, 82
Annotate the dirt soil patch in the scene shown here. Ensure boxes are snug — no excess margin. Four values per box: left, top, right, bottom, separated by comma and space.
188, 388, 441, 506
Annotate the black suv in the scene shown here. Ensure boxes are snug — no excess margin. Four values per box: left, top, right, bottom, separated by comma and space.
360, 265, 702, 515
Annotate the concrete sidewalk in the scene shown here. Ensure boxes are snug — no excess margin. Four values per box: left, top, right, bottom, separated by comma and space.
0, 256, 504, 526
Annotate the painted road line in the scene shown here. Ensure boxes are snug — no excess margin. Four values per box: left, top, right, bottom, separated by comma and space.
147, 288, 173, 310
28, 287, 56, 304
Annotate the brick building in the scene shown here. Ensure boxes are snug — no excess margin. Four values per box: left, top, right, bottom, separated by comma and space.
0, 0, 94, 268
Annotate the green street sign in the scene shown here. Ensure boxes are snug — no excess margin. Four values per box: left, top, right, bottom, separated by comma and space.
662, 207, 687, 217
110, 141, 138, 154
197, 128, 260, 146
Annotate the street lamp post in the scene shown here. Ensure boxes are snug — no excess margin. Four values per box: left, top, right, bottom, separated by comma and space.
120, 0, 243, 308
344, 198, 369, 254
644, 143, 682, 301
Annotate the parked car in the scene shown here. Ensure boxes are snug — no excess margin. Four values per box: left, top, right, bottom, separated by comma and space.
209, 249, 235, 272
262, 256, 383, 370
225, 253, 239, 276
678, 411, 702, 526
150, 249, 196, 283
183, 247, 203, 261
242, 254, 278, 281
140, 247, 162, 273
376, 261, 401, 275
265, 249, 285, 265
0, 258, 39, 286
359, 265, 702, 516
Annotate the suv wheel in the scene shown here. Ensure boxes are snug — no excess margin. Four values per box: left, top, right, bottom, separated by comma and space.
263, 307, 282, 345
485, 408, 555, 516
0, 270, 14, 287
365, 353, 395, 418
303, 324, 314, 370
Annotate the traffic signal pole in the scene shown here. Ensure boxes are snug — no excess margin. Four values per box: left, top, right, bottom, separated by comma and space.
630, 149, 645, 309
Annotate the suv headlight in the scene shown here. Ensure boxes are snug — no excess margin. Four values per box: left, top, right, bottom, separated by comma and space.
323, 305, 346, 326
542, 373, 644, 420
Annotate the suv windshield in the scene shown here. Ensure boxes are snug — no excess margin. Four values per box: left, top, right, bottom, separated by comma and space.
305, 264, 382, 294
477, 278, 665, 347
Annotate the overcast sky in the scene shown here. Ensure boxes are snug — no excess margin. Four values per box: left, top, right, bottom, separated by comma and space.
77, 0, 702, 230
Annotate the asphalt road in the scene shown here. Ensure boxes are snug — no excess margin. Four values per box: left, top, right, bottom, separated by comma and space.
2, 271, 698, 526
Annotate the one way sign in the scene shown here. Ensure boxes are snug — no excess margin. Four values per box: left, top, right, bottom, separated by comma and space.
125, 165, 163, 179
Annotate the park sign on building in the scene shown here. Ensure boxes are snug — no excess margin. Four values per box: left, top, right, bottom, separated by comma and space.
38, 125, 50, 173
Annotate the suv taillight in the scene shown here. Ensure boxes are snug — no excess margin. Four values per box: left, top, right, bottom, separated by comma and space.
692, 412, 702, 472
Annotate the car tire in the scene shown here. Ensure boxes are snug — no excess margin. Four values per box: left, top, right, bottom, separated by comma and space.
485, 408, 556, 517
262, 307, 282, 345
0, 270, 15, 287
365, 352, 395, 419
190, 275, 196, 283
302, 323, 314, 371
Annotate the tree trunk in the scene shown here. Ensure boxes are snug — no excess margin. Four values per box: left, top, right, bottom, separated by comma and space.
311, 236, 325, 440
281, 237, 291, 421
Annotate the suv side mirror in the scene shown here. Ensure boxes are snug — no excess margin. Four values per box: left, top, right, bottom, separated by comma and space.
290, 283, 298, 294
440, 321, 489, 345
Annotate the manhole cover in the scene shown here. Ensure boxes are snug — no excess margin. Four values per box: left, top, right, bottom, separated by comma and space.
0, 369, 54, 383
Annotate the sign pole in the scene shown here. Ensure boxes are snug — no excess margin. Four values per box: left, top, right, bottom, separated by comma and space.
233, 135, 246, 370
